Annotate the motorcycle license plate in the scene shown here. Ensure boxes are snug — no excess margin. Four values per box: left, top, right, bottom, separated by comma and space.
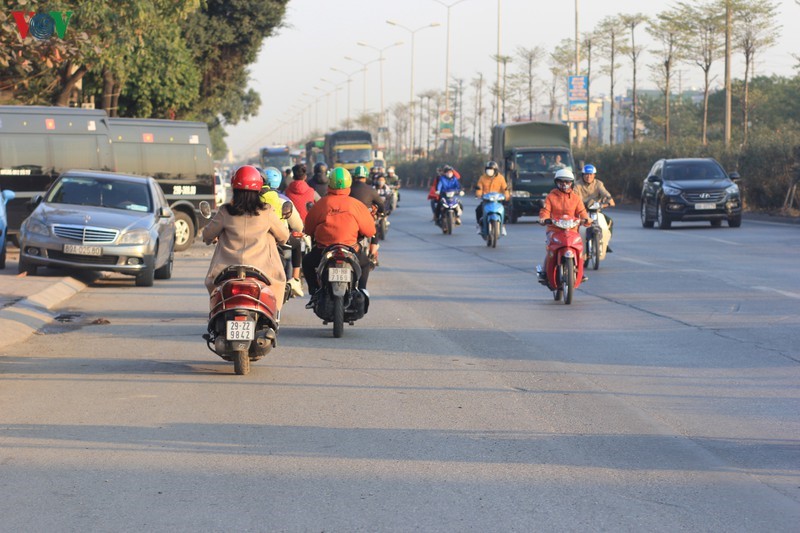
694, 202, 716, 210
328, 267, 350, 282
226, 320, 255, 340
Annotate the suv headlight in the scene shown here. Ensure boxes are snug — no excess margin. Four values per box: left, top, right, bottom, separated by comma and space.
662, 185, 682, 196
25, 219, 49, 237
511, 190, 530, 197
726, 184, 739, 196
119, 229, 150, 245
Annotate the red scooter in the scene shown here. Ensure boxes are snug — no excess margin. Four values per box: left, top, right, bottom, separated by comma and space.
537, 218, 586, 305
202, 265, 279, 375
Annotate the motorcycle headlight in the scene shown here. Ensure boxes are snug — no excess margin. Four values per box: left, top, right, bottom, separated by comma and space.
726, 184, 739, 196
119, 229, 150, 245
25, 219, 49, 237
662, 185, 682, 196
512, 190, 530, 198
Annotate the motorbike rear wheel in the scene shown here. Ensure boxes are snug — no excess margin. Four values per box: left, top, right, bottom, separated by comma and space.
489, 220, 500, 248
233, 350, 250, 375
332, 295, 345, 338
562, 260, 574, 305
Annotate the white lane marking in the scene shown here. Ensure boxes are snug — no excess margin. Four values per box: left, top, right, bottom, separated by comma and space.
752, 286, 800, 299
616, 257, 659, 267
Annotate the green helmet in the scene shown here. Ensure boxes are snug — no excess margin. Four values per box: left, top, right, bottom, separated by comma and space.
329, 167, 352, 189
353, 165, 369, 179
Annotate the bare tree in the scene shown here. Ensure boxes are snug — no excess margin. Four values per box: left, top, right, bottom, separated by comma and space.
596, 16, 626, 145
515, 46, 545, 120
470, 74, 484, 152
620, 13, 648, 143
678, 1, 725, 146
391, 103, 409, 160
732, 0, 780, 144
647, 9, 683, 145
547, 39, 574, 122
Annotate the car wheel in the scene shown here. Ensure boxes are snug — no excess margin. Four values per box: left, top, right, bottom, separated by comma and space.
173, 211, 195, 252
640, 200, 654, 228
18, 255, 37, 276
135, 256, 155, 287
728, 215, 742, 228
154, 248, 174, 280
655, 201, 671, 229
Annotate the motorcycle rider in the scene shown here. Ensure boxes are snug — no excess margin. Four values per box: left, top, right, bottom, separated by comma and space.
284, 163, 320, 222
260, 167, 306, 297
386, 166, 401, 209
574, 164, 615, 246
374, 174, 394, 215
474, 160, 510, 235
302, 167, 376, 307
307, 162, 330, 198
537, 168, 591, 283
435, 165, 463, 225
350, 164, 385, 265
202, 165, 289, 310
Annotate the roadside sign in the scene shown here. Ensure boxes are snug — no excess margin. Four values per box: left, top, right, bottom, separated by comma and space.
568, 76, 588, 122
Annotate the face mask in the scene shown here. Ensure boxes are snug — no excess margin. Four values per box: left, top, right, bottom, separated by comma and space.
486, 169, 495, 177
446, 172, 453, 178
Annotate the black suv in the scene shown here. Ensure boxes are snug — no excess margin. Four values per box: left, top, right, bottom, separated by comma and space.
640, 158, 742, 229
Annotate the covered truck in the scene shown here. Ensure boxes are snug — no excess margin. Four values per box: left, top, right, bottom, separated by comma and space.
324, 130, 373, 172
491, 122, 575, 223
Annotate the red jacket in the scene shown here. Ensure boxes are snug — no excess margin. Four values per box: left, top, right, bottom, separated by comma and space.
303, 188, 376, 248
284, 180, 317, 222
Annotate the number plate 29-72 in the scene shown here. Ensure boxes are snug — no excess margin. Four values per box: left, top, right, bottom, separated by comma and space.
226, 320, 254, 340
328, 267, 351, 282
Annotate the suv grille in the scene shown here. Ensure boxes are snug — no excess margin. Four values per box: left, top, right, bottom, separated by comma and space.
682, 191, 726, 203
52, 224, 119, 244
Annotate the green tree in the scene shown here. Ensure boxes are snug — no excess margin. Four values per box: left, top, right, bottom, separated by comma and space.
547, 39, 574, 122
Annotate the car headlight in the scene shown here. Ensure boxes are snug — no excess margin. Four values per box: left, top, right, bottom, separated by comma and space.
119, 229, 150, 245
25, 219, 49, 237
511, 190, 530, 197
662, 185, 682, 196
726, 184, 739, 195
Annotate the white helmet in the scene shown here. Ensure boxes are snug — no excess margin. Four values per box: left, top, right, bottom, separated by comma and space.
554, 168, 575, 191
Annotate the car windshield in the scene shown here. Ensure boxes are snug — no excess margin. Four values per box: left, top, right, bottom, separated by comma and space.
47, 176, 152, 212
515, 151, 573, 173
664, 161, 727, 181
336, 148, 372, 165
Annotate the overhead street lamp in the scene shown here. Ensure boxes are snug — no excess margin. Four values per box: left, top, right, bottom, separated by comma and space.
357, 40, 404, 129
433, 0, 467, 113
330, 66, 364, 128
320, 78, 344, 128
387, 20, 441, 159
344, 55, 383, 116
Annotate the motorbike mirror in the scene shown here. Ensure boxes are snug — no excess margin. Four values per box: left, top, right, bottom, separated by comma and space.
281, 201, 294, 219
199, 201, 212, 219
305, 201, 314, 212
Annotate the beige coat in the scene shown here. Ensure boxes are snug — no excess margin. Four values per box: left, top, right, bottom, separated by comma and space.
202, 205, 290, 309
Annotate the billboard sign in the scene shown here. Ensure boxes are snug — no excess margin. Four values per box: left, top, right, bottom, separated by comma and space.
567, 76, 588, 122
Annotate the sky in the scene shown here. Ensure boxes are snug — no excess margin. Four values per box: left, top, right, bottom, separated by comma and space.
225, 0, 800, 159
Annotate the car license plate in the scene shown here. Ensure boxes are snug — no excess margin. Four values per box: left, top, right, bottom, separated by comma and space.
226, 320, 255, 340
694, 202, 716, 210
63, 244, 102, 256
328, 267, 350, 282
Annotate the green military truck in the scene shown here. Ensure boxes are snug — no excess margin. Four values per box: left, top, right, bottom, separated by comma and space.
491, 122, 576, 223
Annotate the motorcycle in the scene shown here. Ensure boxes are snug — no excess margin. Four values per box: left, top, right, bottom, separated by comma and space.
375, 209, 389, 241
479, 192, 506, 248
581, 200, 611, 271
437, 190, 464, 235
536, 218, 586, 305
203, 265, 279, 375
310, 244, 369, 338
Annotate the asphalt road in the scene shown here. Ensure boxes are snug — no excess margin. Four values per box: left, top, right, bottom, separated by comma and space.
1, 189, 798, 531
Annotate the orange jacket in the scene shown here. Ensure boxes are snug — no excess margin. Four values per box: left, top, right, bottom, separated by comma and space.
539, 188, 588, 232
303, 188, 376, 248
475, 172, 510, 200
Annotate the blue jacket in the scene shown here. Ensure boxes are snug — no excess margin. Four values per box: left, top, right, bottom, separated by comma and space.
436, 175, 461, 195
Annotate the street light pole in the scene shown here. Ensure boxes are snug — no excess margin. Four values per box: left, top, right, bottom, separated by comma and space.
345, 55, 382, 117
387, 20, 440, 160
434, 0, 467, 114
331, 67, 362, 128
357, 40, 404, 130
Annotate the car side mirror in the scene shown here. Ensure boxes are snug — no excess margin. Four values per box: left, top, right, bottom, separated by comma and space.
158, 206, 172, 219
27, 195, 42, 212
646, 175, 662, 184
1, 189, 15, 203
199, 200, 212, 219
729, 172, 741, 182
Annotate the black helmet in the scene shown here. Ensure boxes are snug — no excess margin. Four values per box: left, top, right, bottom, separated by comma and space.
443, 165, 454, 173
485, 160, 499, 171
313, 162, 327, 175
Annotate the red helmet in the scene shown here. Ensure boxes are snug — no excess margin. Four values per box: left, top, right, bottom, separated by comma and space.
231, 165, 263, 191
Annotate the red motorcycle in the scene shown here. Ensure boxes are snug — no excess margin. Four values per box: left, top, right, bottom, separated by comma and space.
203, 265, 279, 375
537, 218, 586, 305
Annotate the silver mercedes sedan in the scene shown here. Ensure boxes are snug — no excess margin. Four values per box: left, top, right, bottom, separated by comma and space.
18, 170, 176, 286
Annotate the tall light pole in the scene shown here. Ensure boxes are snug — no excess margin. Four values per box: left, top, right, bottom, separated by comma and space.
320, 77, 344, 128
433, 0, 467, 114
331, 67, 363, 128
357, 40, 404, 129
344, 55, 383, 117
387, 20, 440, 159
496, 0, 501, 125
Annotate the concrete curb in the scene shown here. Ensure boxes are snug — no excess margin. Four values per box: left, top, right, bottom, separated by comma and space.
0, 277, 86, 352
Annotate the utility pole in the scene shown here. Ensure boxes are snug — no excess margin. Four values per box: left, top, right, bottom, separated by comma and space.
724, 0, 732, 146
496, 0, 501, 125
